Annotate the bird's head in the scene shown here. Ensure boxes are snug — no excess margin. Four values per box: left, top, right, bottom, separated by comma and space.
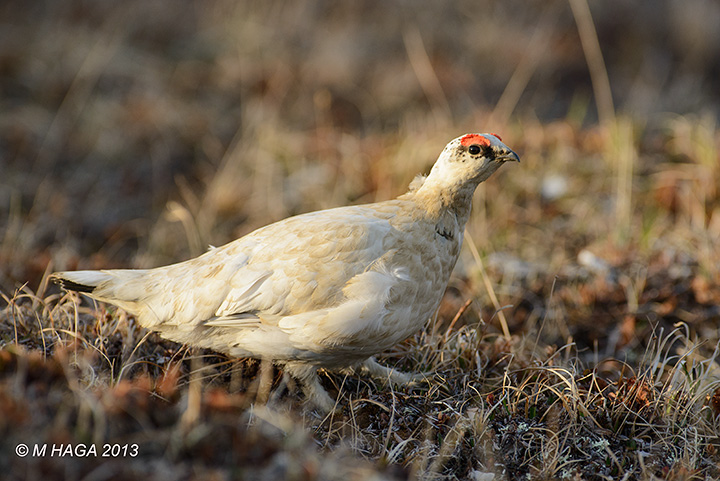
428, 133, 520, 188
406, 133, 520, 215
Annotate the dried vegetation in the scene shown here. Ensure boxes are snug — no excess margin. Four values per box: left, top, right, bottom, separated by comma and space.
1, 0, 719, 479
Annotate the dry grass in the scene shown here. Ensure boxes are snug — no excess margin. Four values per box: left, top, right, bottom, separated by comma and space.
1, 280, 719, 480
1, 0, 720, 479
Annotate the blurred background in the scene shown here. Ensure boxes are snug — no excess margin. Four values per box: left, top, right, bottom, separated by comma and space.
2, 4, 719, 477
1, 0, 718, 327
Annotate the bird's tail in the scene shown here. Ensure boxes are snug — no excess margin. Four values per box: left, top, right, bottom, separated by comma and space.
52, 270, 111, 293
51, 269, 150, 312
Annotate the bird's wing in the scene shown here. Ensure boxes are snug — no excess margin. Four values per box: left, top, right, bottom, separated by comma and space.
202, 202, 403, 330
271, 253, 420, 354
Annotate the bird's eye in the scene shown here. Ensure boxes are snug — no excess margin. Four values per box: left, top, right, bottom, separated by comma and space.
468, 144, 482, 155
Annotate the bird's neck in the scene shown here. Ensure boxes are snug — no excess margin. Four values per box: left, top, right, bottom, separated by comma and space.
404, 179, 477, 225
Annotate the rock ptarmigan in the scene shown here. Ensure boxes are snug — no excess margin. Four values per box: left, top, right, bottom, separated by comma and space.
52, 133, 519, 412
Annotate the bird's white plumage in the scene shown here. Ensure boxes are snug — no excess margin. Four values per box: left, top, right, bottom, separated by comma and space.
52, 133, 519, 411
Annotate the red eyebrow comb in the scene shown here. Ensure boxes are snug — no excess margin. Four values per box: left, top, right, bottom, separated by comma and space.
460, 134, 490, 147
489, 132, 502, 141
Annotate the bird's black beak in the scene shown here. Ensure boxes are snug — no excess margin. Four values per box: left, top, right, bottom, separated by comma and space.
496, 148, 520, 163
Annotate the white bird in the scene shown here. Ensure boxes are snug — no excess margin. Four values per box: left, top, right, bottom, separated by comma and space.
52, 133, 519, 412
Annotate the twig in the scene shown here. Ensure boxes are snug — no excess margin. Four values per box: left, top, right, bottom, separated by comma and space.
465, 231, 511, 340
568, 0, 615, 126
403, 27, 452, 123
445, 298, 473, 341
